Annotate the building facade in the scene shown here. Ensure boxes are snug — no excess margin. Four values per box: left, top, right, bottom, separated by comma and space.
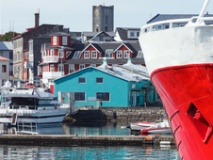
0, 41, 13, 79
54, 59, 158, 108
13, 12, 67, 81
0, 56, 10, 86
92, 5, 114, 32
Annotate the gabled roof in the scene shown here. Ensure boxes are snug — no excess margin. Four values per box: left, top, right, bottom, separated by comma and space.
81, 43, 102, 54
115, 27, 140, 41
114, 43, 133, 53
55, 58, 149, 83
89, 31, 115, 42
67, 41, 142, 60
82, 31, 115, 37
0, 41, 13, 50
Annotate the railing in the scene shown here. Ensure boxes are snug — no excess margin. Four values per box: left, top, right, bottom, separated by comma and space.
141, 16, 213, 33
42, 56, 59, 62
42, 71, 64, 79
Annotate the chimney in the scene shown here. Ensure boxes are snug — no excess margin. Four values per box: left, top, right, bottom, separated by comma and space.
34, 13, 39, 28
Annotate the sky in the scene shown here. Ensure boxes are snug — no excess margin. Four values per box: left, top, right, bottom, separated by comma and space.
0, 0, 212, 34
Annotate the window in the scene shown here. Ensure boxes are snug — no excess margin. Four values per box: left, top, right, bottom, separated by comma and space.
90, 64, 96, 67
84, 51, 90, 59
62, 37, 68, 45
91, 51, 97, 59
116, 50, 122, 59
69, 64, 75, 73
105, 49, 113, 58
53, 36, 57, 45
130, 31, 135, 38
50, 64, 54, 72
73, 51, 82, 59
2, 65, 6, 72
96, 77, 103, 83
75, 92, 85, 101
50, 49, 54, 56
58, 64, 64, 72
137, 32, 140, 37
58, 49, 64, 58
79, 64, 85, 70
124, 50, 130, 58
96, 92, 110, 101
78, 77, 86, 83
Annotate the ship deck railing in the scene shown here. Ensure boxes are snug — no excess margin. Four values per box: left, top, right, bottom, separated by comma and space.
17, 120, 38, 135
141, 16, 213, 33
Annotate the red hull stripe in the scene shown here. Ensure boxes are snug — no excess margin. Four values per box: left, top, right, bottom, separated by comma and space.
151, 63, 213, 160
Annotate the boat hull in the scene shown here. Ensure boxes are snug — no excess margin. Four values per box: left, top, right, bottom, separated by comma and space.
0, 108, 68, 124
130, 121, 153, 131
141, 127, 171, 135
139, 22, 213, 159
151, 64, 213, 159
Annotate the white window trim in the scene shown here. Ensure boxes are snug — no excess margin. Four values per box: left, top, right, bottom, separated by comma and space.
116, 50, 122, 59
79, 64, 85, 70
58, 49, 64, 58
58, 64, 64, 72
50, 64, 54, 72
124, 50, 130, 58
50, 49, 54, 56
91, 51, 97, 59
84, 51, 90, 59
53, 36, 57, 45
62, 36, 68, 45
69, 64, 75, 73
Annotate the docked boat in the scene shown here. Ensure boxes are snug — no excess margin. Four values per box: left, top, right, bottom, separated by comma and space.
140, 120, 171, 135
130, 121, 154, 131
139, 0, 213, 159
0, 81, 69, 126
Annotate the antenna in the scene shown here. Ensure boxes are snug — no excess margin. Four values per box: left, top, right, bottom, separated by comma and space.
196, 0, 211, 24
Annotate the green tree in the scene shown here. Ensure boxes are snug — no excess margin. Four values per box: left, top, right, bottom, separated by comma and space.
0, 32, 20, 41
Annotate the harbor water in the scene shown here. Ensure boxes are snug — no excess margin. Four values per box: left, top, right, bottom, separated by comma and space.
0, 122, 180, 160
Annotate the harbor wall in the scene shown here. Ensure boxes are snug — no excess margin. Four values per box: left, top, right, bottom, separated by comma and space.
0, 134, 175, 147
65, 107, 167, 123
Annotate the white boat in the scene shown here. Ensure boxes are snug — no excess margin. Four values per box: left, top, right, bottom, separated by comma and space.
0, 81, 69, 126
140, 120, 171, 135
130, 121, 154, 131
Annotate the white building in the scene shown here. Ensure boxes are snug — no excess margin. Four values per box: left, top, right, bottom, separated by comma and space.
0, 56, 10, 86
0, 41, 13, 79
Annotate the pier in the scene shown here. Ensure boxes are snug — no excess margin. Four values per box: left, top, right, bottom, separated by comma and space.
0, 134, 175, 147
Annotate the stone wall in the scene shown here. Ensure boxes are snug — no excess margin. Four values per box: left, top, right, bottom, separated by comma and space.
65, 107, 167, 124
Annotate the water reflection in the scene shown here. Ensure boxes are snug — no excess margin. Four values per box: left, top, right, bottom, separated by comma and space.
0, 145, 180, 160
0, 122, 180, 159
1, 122, 131, 136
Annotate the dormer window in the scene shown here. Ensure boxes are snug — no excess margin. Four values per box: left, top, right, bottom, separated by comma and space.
116, 50, 122, 59
124, 50, 130, 58
84, 51, 90, 59
91, 51, 97, 59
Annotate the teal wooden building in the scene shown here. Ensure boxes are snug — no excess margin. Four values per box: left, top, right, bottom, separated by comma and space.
54, 59, 158, 108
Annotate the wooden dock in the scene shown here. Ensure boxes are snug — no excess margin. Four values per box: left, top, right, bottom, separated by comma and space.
0, 134, 175, 147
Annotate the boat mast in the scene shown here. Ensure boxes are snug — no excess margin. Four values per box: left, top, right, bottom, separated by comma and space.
196, 0, 211, 24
